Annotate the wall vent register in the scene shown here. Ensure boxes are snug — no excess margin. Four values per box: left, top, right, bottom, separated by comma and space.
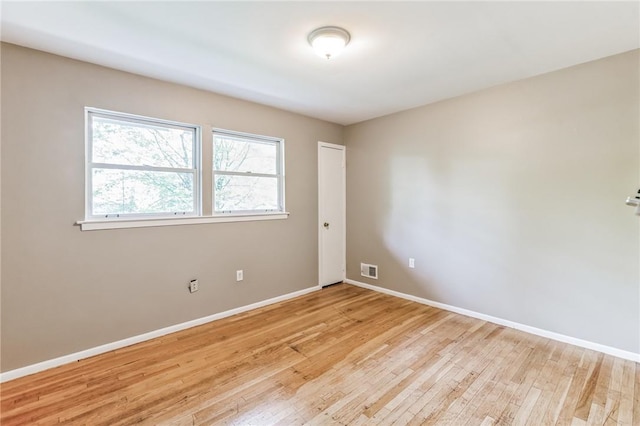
361, 263, 378, 279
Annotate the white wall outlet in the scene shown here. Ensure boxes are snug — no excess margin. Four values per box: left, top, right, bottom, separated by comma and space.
409, 258, 415, 269
236, 270, 243, 281
189, 279, 199, 293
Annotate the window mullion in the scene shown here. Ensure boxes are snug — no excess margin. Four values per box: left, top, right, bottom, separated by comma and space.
90, 162, 196, 174
212, 170, 278, 179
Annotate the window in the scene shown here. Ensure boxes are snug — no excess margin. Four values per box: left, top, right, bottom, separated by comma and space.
213, 129, 284, 214
86, 109, 200, 219
80, 110, 287, 230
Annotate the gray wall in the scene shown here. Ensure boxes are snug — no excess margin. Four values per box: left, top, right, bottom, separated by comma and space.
0, 44, 343, 372
345, 50, 640, 354
2, 43, 638, 373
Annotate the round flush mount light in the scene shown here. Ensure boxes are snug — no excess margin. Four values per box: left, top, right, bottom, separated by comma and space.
308, 26, 351, 60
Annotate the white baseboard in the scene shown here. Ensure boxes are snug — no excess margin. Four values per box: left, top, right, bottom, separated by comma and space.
345, 279, 640, 363
0, 285, 321, 383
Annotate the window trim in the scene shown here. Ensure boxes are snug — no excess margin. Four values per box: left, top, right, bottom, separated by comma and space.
76, 212, 289, 231
84, 107, 202, 221
212, 127, 285, 215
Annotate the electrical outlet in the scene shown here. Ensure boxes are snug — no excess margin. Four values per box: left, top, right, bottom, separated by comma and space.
409, 258, 415, 269
236, 270, 243, 281
189, 279, 199, 293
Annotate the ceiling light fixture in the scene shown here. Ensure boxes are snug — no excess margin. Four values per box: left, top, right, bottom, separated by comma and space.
308, 26, 351, 60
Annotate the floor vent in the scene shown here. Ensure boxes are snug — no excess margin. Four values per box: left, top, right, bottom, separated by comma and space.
361, 263, 378, 279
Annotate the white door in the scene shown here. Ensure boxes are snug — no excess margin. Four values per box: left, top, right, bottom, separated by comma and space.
318, 142, 346, 286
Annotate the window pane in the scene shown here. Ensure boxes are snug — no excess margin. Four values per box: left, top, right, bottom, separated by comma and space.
92, 168, 194, 215
213, 136, 277, 174
92, 115, 194, 169
214, 175, 278, 212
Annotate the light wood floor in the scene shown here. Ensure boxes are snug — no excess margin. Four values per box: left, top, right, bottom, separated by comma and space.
1, 284, 638, 425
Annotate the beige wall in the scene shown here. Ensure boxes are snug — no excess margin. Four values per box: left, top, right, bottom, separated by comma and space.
345, 50, 640, 353
0, 43, 343, 372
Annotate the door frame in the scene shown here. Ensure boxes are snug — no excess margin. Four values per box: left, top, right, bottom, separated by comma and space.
318, 141, 346, 287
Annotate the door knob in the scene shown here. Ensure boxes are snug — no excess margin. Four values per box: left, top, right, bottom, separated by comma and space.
323, 222, 330, 228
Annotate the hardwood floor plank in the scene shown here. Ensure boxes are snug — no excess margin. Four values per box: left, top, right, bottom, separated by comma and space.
574, 352, 605, 421
542, 345, 579, 425
554, 349, 597, 425
376, 354, 456, 424
444, 333, 514, 423
524, 341, 570, 425
1, 283, 637, 425
633, 362, 640, 425
512, 386, 541, 425
470, 337, 530, 423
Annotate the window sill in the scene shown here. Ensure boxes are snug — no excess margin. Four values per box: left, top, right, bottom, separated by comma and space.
76, 212, 290, 231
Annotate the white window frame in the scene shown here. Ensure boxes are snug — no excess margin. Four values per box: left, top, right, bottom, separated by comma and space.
212, 128, 285, 215
84, 108, 202, 221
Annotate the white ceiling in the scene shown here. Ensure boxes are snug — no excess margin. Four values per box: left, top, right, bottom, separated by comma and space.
2, 1, 638, 125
